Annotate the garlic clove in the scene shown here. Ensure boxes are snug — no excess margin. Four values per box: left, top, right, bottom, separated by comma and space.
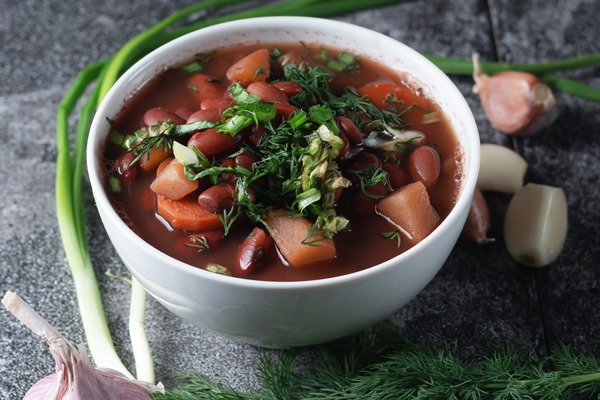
462, 187, 494, 244
477, 143, 528, 193
503, 183, 568, 267
472, 54, 558, 135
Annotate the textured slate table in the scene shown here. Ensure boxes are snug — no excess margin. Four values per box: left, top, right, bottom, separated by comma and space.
1, 0, 599, 398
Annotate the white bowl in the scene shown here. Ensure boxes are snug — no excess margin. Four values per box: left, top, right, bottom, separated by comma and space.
87, 16, 479, 348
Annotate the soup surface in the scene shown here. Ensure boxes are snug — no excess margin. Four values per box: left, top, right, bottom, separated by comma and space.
103, 42, 462, 281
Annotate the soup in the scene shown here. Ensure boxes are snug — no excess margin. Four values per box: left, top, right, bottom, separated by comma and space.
102, 42, 462, 281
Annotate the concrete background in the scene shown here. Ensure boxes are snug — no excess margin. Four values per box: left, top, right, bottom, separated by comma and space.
1, 0, 599, 397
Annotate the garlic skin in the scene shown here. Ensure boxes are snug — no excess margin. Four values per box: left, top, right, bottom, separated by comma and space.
472, 55, 559, 135
2, 291, 163, 400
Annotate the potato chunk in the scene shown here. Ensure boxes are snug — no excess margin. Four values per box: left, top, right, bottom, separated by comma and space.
377, 181, 440, 245
265, 210, 336, 267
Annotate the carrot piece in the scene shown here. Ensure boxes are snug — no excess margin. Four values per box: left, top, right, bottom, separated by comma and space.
156, 195, 222, 232
226, 49, 270, 83
377, 181, 440, 245
264, 210, 336, 267
357, 82, 430, 125
138, 146, 172, 173
150, 159, 198, 200
187, 73, 226, 103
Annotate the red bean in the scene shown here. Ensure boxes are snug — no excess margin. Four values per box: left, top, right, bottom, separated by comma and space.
407, 145, 441, 189
247, 81, 289, 104
200, 98, 232, 114
337, 130, 350, 159
275, 103, 299, 120
272, 81, 303, 98
336, 116, 363, 145
348, 151, 382, 170
382, 160, 409, 189
235, 151, 258, 171
249, 125, 265, 147
174, 107, 195, 121
186, 109, 222, 124
116, 152, 138, 184
235, 227, 273, 275
187, 128, 241, 157
197, 183, 236, 213
184, 229, 225, 251
219, 157, 237, 185
143, 107, 185, 127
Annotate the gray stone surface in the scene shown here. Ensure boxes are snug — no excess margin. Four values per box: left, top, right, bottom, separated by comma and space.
1, 0, 599, 398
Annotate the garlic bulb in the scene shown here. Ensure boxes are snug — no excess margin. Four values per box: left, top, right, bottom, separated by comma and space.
2, 291, 164, 400
472, 54, 559, 135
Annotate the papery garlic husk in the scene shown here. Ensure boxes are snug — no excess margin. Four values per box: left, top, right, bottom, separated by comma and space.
472, 54, 559, 135
2, 291, 164, 400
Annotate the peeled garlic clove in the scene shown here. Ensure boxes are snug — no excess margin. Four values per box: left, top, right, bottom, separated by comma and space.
478, 143, 528, 193
472, 55, 558, 135
1, 291, 163, 400
504, 183, 568, 267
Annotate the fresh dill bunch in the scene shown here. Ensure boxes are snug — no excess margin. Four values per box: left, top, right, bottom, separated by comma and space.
153, 322, 600, 400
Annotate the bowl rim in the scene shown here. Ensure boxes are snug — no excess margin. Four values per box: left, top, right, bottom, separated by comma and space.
87, 15, 480, 291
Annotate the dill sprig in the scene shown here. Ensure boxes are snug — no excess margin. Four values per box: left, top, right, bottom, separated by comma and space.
153, 322, 600, 400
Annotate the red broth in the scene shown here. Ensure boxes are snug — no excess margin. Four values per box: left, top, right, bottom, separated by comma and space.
103, 42, 462, 282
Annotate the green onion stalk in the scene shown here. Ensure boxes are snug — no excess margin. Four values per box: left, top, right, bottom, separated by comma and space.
55, 0, 600, 386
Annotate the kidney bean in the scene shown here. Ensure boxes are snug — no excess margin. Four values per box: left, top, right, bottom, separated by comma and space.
347, 151, 382, 170
275, 103, 299, 120
184, 229, 225, 251
336, 116, 363, 145
116, 152, 138, 184
187, 128, 241, 157
235, 227, 273, 275
272, 81, 304, 98
407, 145, 441, 189
200, 98, 232, 114
337, 130, 350, 159
197, 183, 236, 213
382, 160, 409, 189
174, 107, 195, 121
352, 183, 388, 216
248, 125, 265, 147
219, 157, 237, 185
143, 107, 185, 127
247, 81, 289, 104
235, 151, 258, 171
187, 108, 222, 124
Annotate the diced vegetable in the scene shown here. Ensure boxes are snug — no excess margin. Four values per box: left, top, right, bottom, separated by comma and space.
264, 210, 336, 267
186, 73, 226, 102
150, 159, 199, 200
357, 82, 430, 124
138, 146, 172, 173
377, 181, 440, 245
226, 48, 270, 82
156, 195, 222, 232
